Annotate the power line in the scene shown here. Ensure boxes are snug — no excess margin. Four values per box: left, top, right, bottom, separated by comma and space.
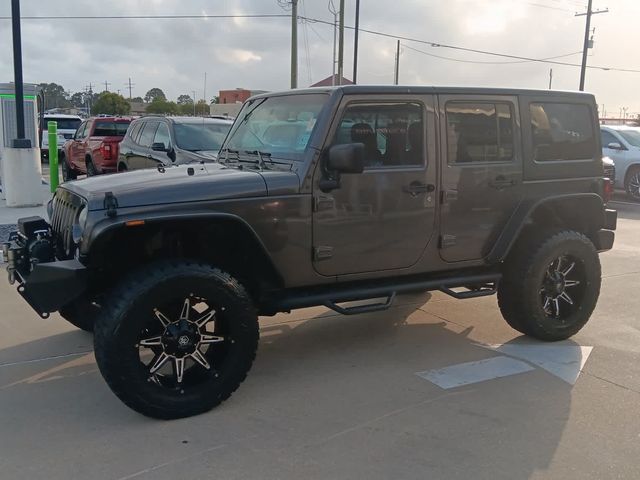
300, 16, 640, 74
404, 44, 583, 65
0, 14, 289, 20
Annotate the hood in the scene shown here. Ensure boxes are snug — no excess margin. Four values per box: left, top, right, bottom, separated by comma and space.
63, 163, 268, 210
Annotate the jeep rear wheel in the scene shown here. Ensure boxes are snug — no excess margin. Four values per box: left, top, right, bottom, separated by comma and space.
498, 230, 601, 341
93, 261, 259, 419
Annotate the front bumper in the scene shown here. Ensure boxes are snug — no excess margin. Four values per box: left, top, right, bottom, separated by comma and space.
3, 228, 88, 318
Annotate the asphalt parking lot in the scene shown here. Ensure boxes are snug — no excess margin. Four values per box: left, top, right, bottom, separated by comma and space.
0, 198, 639, 480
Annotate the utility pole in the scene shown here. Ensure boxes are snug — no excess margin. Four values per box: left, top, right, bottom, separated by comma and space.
328, 1, 338, 85
103, 80, 111, 92
548, 68, 553, 89
85, 83, 93, 116
337, 0, 345, 85
191, 90, 197, 116
353, 0, 360, 84
124, 77, 135, 99
394, 40, 400, 85
203, 72, 207, 109
576, 0, 608, 91
290, 0, 298, 89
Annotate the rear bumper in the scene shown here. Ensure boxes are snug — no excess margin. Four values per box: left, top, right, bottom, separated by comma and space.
594, 209, 617, 253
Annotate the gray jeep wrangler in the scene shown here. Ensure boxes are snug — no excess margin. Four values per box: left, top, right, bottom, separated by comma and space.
3, 86, 617, 419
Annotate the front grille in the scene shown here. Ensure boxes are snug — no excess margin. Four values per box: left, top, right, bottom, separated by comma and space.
50, 189, 84, 259
604, 163, 615, 181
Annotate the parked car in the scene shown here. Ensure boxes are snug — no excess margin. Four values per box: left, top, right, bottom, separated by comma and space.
117, 116, 233, 171
61, 117, 132, 180
40, 114, 82, 160
602, 155, 615, 202
4, 86, 616, 419
600, 125, 640, 200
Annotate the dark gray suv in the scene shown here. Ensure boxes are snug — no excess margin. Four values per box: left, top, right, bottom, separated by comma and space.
3, 86, 617, 419
117, 116, 233, 171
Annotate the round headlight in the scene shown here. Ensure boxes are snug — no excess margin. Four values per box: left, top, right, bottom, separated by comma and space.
78, 206, 88, 228
46, 199, 54, 221
73, 206, 88, 244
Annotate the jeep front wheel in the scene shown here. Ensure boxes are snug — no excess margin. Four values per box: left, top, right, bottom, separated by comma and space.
498, 230, 601, 341
93, 261, 259, 419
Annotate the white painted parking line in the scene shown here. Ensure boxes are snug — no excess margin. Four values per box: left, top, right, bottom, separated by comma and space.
481, 344, 593, 385
609, 200, 640, 207
416, 356, 534, 389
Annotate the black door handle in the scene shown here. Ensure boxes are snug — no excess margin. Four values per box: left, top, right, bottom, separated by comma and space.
489, 176, 516, 189
403, 181, 436, 196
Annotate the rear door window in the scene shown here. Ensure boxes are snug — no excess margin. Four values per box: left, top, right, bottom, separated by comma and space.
138, 122, 159, 148
530, 103, 596, 161
445, 102, 514, 164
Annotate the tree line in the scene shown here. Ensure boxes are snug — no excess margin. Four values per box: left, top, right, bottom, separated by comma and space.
38, 83, 219, 116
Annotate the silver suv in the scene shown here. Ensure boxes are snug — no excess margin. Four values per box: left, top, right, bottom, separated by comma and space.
600, 125, 640, 200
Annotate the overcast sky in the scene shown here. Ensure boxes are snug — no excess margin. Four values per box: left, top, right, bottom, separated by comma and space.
0, 0, 638, 116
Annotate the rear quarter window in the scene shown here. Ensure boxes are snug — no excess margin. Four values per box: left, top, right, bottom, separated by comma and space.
530, 103, 596, 162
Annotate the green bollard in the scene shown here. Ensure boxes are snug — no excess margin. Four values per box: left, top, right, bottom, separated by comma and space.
48, 121, 59, 192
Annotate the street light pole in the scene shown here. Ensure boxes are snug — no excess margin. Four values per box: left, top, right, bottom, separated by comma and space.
11, 0, 28, 147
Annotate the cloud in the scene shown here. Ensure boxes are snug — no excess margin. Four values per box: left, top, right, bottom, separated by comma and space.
0, 0, 636, 114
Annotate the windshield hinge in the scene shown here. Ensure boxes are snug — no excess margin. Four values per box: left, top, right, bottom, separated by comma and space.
104, 191, 119, 218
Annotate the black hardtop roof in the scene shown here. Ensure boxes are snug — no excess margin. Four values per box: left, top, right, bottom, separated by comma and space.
251, 85, 595, 101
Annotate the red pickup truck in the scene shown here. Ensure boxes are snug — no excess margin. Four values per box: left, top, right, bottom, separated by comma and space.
61, 117, 132, 180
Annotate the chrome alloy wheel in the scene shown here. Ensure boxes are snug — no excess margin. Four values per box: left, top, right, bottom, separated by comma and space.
627, 171, 640, 200
540, 255, 585, 320
138, 297, 225, 385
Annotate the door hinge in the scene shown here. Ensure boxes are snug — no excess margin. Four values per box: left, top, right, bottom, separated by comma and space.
314, 246, 334, 261
313, 195, 335, 212
441, 190, 458, 204
440, 234, 457, 248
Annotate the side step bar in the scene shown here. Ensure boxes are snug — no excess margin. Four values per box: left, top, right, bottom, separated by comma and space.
264, 273, 501, 315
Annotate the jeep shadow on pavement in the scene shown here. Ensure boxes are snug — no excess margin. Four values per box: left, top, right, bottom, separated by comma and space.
2, 85, 617, 419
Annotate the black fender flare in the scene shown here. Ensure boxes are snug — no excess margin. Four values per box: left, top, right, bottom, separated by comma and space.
83, 211, 284, 284
487, 193, 605, 264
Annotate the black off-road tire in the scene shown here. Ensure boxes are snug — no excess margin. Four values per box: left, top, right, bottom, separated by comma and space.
498, 229, 601, 341
93, 261, 259, 419
624, 165, 640, 201
59, 298, 99, 332
60, 153, 77, 182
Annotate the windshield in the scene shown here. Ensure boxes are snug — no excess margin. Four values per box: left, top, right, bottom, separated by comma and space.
93, 121, 130, 136
174, 122, 232, 152
43, 118, 81, 130
619, 130, 640, 148
222, 93, 328, 161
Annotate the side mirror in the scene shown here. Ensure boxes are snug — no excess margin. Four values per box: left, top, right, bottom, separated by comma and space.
327, 143, 365, 173
607, 142, 624, 151
151, 142, 167, 152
